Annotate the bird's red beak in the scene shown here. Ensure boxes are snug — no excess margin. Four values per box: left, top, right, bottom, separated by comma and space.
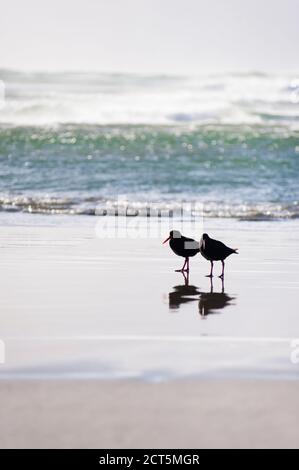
162, 236, 171, 245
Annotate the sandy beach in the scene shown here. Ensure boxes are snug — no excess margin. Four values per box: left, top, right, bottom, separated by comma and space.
1, 379, 299, 449
0, 213, 299, 447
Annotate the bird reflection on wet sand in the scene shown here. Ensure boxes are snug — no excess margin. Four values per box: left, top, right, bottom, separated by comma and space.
168, 272, 236, 317
199, 277, 236, 317
169, 271, 201, 310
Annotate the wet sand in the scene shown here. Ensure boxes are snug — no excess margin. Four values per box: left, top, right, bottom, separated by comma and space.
0, 213, 299, 447
1, 213, 299, 380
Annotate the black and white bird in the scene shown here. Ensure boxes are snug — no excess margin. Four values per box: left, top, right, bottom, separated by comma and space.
163, 230, 200, 272
200, 233, 238, 278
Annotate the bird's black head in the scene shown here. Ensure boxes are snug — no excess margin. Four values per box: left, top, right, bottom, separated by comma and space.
170, 230, 181, 239
202, 233, 209, 240
163, 230, 181, 244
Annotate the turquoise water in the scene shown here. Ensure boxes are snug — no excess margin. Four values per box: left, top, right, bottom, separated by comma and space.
0, 71, 298, 218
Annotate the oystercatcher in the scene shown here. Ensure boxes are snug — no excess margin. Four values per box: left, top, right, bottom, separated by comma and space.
163, 230, 200, 272
200, 233, 238, 278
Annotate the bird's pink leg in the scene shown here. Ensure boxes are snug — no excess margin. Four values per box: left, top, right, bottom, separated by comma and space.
182, 270, 189, 285
206, 261, 214, 277
219, 260, 225, 279
184, 257, 189, 272
175, 258, 187, 272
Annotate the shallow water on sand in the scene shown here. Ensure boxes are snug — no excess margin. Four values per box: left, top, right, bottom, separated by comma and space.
0, 213, 299, 381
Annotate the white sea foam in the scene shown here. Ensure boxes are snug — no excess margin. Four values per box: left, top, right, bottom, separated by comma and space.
0, 70, 298, 126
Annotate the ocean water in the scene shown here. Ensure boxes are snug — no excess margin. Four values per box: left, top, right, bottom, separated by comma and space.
0, 70, 298, 219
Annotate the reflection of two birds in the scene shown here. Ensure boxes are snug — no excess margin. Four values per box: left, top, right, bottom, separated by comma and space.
169, 271, 236, 317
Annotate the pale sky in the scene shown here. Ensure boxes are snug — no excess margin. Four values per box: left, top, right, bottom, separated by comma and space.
0, 0, 298, 74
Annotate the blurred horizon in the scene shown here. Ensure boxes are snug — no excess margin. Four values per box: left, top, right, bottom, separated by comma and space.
1, 68, 298, 76
0, 0, 298, 74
